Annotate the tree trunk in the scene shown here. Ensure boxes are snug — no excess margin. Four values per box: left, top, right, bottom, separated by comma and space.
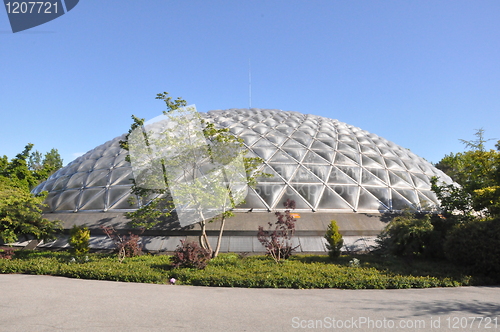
213, 215, 226, 258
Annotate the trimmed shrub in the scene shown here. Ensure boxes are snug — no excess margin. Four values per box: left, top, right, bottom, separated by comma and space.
69, 225, 90, 256
325, 220, 343, 259
444, 218, 500, 279
171, 240, 211, 269
376, 212, 435, 257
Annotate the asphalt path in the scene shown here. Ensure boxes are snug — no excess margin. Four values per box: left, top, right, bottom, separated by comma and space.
1, 274, 500, 331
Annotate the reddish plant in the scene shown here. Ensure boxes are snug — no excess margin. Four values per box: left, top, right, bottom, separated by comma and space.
0, 248, 14, 260
100, 226, 143, 261
171, 240, 211, 269
257, 199, 299, 263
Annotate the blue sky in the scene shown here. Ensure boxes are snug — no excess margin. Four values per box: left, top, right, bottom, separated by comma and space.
1, 1, 499, 165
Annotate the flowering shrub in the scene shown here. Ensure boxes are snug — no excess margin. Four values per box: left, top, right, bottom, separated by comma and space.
0, 248, 14, 260
257, 199, 299, 263
171, 240, 211, 269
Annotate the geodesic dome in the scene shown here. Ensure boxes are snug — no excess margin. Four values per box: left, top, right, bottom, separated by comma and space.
33, 108, 453, 215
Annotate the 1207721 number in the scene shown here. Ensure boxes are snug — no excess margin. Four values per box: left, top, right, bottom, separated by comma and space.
5, 2, 58, 14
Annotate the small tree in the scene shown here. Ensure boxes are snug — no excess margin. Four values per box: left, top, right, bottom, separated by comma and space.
324, 220, 343, 259
69, 225, 90, 256
257, 199, 299, 263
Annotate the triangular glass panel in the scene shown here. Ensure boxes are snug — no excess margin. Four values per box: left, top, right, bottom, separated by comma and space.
66, 172, 88, 189
361, 169, 387, 186
395, 189, 418, 206
331, 185, 358, 208
109, 168, 133, 186
297, 127, 316, 137
80, 188, 107, 210
281, 147, 306, 161
257, 183, 285, 209
54, 190, 81, 211
417, 192, 436, 211
263, 118, 279, 127
313, 150, 335, 163
364, 186, 390, 209
86, 169, 110, 187
316, 187, 353, 210
302, 151, 329, 164
52, 175, 71, 191
228, 125, 246, 135
316, 137, 336, 148
402, 160, 423, 173
311, 140, 331, 151
240, 134, 260, 146
258, 165, 284, 183
334, 152, 358, 166
94, 157, 116, 170
307, 165, 331, 182
264, 131, 288, 145
379, 148, 398, 158
276, 127, 294, 135
291, 131, 313, 146
419, 190, 439, 205
106, 187, 133, 209
388, 171, 413, 188
275, 187, 312, 209
339, 150, 360, 164
384, 158, 406, 171
268, 151, 296, 163
252, 138, 275, 147
361, 155, 381, 168
391, 189, 415, 211
236, 187, 269, 210
411, 173, 430, 189
282, 140, 305, 148
289, 166, 321, 183
364, 168, 389, 185
250, 147, 276, 160
336, 141, 357, 153
269, 164, 298, 181
336, 166, 361, 183
252, 124, 270, 135
327, 166, 357, 185
291, 184, 324, 208
360, 145, 380, 156
358, 188, 387, 211
108, 192, 138, 210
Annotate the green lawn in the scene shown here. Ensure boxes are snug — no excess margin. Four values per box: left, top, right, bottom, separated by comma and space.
0, 250, 494, 289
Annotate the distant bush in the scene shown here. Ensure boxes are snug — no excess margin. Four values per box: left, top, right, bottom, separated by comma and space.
376, 212, 435, 257
325, 220, 343, 259
0, 248, 14, 260
171, 240, 211, 269
101, 226, 143, 261
69, 225, 90, 256
444, 218, 500, 279
257, 199, 299, 263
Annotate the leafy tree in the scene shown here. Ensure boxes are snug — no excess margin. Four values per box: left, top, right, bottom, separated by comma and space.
0, 145, 63, 244
0, 182, 61, 243
121, 92, 264, 257
434, 129, 500, 219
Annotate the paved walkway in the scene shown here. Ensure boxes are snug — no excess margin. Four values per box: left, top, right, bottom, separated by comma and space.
1, 274, 500, 331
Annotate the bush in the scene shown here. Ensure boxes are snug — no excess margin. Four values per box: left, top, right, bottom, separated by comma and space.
257, 199, 299, 263
0, 247, 14, 259
325, 220, 343, 259
444, 218, 500, 279
101, 226, 143, 261
376, 212, 435, 257
171, 240, 211, 269
69, 225, 90, 256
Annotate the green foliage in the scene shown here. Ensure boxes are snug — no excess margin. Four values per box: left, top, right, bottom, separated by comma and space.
376, 212, 435, 257
0, 251, 487, 288
324, 220, 343, 259
0, 182, 62, 243
444, 218, 500, 280
434, 129, 500, 219
171, 240, 212, 269
69, 225, 90, 256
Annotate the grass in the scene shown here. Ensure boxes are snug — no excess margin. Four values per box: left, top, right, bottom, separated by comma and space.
0, 250, 495, 289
